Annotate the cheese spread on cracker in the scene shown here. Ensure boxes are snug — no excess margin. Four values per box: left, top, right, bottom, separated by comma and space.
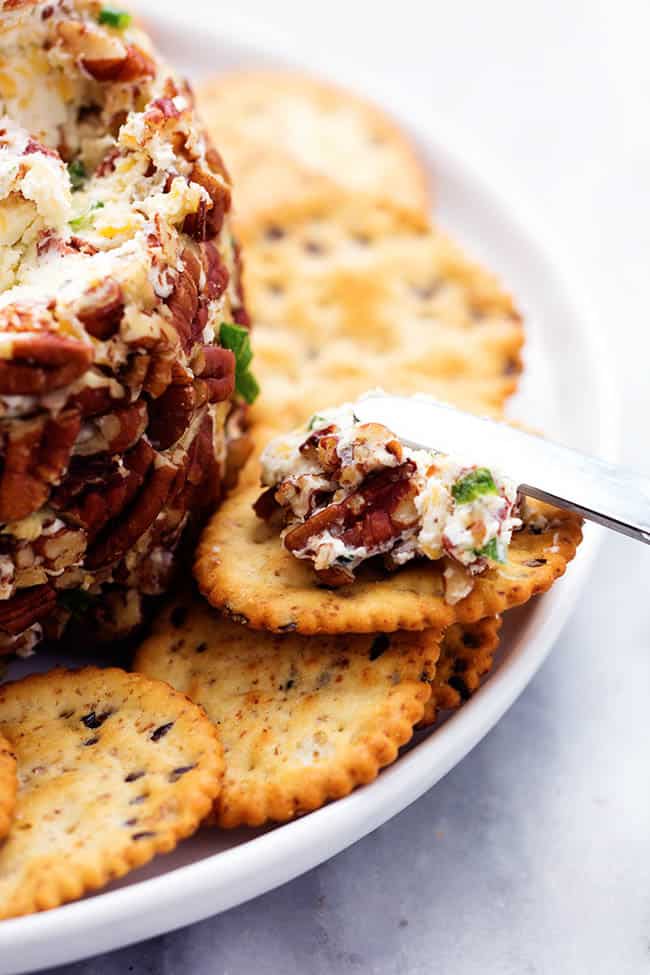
256, 398, 521, 603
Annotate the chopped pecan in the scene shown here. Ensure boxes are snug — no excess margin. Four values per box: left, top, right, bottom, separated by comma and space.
82, 44, 156, 84
299, 425, 341, 473
32, 527, 87, 574
23, 137, 59, 160
68, 235, 99, 256
143, 348, 177, 399
90, 400, 148, 455
254, 485, 280, 521
0, 408, 81, 521
76, 278, 124, 340
56, 20, 126, 64
68, 381, 128, 418
0, 584, 56, 636
85, 457, 177, 569
120, 351, 150, 394
95, 146, 121, 178
170, 360, 194, 386
283, 462, 417, 568
144, 97, 181, 126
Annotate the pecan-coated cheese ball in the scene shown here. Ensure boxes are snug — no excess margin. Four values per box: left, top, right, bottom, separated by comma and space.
0, 1, 255, 654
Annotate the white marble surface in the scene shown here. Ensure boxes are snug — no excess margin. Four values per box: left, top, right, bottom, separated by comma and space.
46, 1, 650, 972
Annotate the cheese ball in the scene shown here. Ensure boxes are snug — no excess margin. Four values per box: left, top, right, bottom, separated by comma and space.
0, 0, 254, 653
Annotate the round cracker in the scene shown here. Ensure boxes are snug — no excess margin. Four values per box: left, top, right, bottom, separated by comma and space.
135, 595, 440, 828
419, 617, 502, 727
202, 128, 341, 229
236, 184, 523, 427
0, 732, 16, 842
196, 70, 430, 213
0, 667, 223, 919
195, 480, 582, 635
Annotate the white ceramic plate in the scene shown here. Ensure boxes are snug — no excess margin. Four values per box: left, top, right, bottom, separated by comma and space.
0, 11, 618, 974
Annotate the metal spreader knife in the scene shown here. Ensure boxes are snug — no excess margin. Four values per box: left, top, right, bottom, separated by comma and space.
352, 393, 650, 545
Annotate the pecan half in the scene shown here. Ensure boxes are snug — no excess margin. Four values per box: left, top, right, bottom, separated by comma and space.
194, 346, 236, 403
52, 440, 154, 543
165, 247, 200, 353
173, 411, 220, 518
76, 278, 124, 340
186, 163, 231, 240
0, 325, 93, 396
205, 145, 231, 185
199, 241, 229, 300
0, 584, 56, 636
147, 384, 196, 450
85, 457, 177, 569
0, 409, 81, 521
231, 238, 251, 328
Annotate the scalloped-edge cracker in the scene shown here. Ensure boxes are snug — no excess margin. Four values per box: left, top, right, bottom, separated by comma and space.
419, 617, 502, 727
0, 732, 16, 841
235, 183, 523, 427
134, 594, 441, 828
196, 70, 431, 213
195, 480, 582, 635
0, 667, 223, 919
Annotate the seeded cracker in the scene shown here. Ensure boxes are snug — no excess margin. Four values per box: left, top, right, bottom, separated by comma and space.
0, 732, 16, 841
420, 617, 502, 727
234, 183, 523, 428
195, 480, 582, 634
135, 595, 441, 828
197, 71, 431, 213
0, 668, 223, 919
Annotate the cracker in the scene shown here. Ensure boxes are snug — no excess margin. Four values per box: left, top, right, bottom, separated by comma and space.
251, 319, 509, 432
197, 71, 430, 213
195, 480, 582, 634
419, 617, 502, 727
202, 129, 341, 228
0, 732, 16, 842
135, 594, 440, 828
235, 184, 523, 426
0, 667, 223, 919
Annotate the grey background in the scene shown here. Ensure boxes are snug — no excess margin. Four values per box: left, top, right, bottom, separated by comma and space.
44, 0, 650, 971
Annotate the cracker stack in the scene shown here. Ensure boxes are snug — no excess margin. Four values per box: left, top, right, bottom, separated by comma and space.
0, 62, 585, 919
135, 72, 582, 830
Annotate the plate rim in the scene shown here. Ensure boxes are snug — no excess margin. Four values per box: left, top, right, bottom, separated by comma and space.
0, 10, 620, 972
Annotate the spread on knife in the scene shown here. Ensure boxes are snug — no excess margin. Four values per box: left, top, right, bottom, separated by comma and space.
255, 400, 522, 603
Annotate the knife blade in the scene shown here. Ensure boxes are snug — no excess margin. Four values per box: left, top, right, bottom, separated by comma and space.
351, 393, 650, 544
